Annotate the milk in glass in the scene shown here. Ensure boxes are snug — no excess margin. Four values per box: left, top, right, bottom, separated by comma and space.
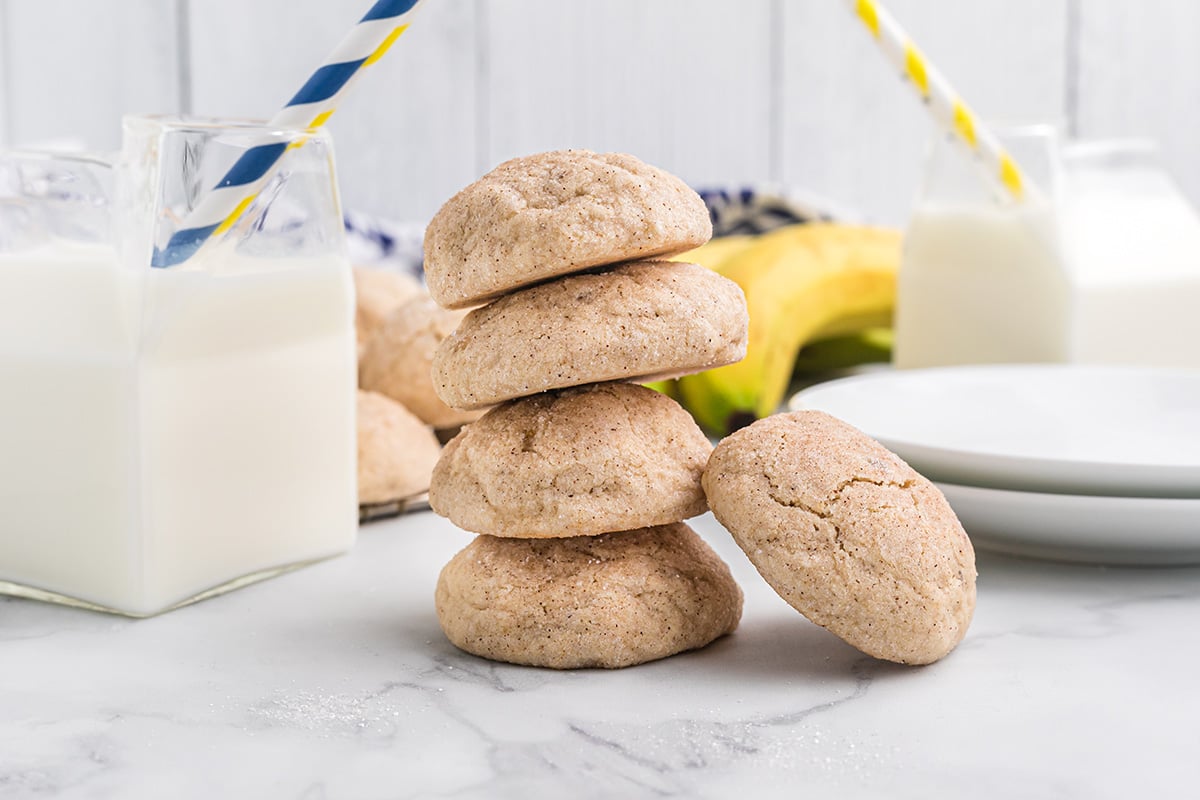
896, 126, 1071, 368
897, 126, 1200, 369
1058, 141, 1200, 367
0, 117, 357, 616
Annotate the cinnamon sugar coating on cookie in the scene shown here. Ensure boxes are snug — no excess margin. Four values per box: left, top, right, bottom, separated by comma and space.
359, 295, 484, 430
703, 411, 976, 665
356, 390, 441, 505
435, 523, 743, 669
353, 267, 423, 359
429, 383, 711, 538
431, 260, 747, 410
423, 150, 712, 309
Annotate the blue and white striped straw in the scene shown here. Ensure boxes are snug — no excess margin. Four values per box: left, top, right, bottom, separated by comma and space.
152, 0, 423, 268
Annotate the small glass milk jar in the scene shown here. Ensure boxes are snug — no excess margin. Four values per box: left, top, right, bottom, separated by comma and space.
0, 115, 357, 616
897, 123, 1200, 370
895, 124, 1072, 369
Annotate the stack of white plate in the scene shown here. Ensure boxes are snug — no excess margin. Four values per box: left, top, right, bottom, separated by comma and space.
790, 365, 1200, 566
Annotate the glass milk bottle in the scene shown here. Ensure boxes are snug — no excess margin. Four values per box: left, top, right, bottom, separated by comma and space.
0, 115, 357, 617
895, 125, 1073, 368
1056, 140, 1200, 368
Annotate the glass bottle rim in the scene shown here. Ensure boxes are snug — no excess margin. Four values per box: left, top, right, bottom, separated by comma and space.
123, 113, 334, 142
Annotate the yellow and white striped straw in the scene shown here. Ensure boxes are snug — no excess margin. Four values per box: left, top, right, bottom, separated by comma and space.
153, 0, 424, 267
845, 0, 1036, 203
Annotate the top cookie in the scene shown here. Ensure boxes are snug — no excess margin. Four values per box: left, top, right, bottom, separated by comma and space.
423, 150, 712, 309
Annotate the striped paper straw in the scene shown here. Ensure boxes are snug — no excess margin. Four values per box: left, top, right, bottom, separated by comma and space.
152, 0, 423, 268
845, 0, 1036, 203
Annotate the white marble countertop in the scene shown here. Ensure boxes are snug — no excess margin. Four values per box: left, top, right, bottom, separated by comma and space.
3, 510, 1199, 799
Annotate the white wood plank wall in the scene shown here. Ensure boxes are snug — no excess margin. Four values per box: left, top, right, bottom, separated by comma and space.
0, 0, 1197, 225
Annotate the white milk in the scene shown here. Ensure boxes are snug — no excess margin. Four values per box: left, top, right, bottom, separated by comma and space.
898, 142, 1200, 370
896, 201, 1071, 368
0, 241, 357, 616
1059, 154, 1200, 367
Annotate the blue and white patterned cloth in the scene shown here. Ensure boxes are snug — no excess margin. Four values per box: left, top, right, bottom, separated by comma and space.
343, 209, 426, 277
344, 186, 850, 278
698, 187, 837, 236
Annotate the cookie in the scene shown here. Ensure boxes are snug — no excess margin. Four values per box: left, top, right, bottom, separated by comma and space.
354, 266, 424, 358
431, 260, 748, 410
357, 390, 441, 506
424, 150, 712, 309
435, 523, 743, 669
703, 410, 976, 665
429, 383, 710, 537
359, 295, 485, 430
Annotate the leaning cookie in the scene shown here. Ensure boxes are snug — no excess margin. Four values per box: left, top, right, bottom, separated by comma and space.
432, 260, 747, 410
703, 411, 976, 665
357, 390, 441, 506
359, 295, 485, 430
430, 383, 710, 537
436, 524, 742, 669
423, 150, 712, 309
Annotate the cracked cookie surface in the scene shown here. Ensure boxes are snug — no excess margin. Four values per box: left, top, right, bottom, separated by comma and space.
423, 150, 712, 309
429, 383, 711, 538
703, 410, 976, 665
435, 523, 743, 669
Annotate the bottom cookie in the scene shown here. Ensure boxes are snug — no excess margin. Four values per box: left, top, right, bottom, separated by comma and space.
435, 523, 742, 669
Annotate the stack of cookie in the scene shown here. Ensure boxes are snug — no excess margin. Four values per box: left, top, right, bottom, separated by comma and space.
423, 150, 749, 669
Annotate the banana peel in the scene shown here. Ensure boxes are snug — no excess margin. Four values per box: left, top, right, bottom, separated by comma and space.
676, 230, 892, 337
641, 378, 677, 398
791, 327, 893, 374
676, 223, 901, 436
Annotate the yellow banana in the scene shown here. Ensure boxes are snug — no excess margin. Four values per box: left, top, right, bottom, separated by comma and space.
679, 231, 890, 338
790, 327, 894, 373
651, 235, 758, 399
641, 378, 676, 398
677, 224, 901, 435
670, 235, 757, 271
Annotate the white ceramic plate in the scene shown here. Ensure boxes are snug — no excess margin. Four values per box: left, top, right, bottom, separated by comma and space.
790, 365, 1200, 498
937, 482, 1200, 566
